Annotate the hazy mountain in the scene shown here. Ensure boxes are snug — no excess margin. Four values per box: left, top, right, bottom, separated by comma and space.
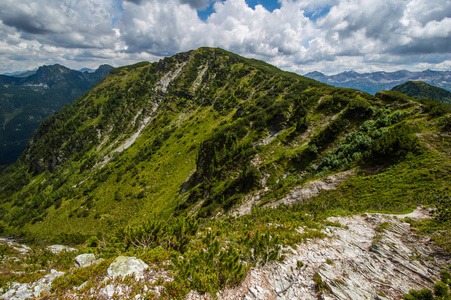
0, 64, 114, 164
305, 69, 451, 95
2, 69, 37, 78
0, 48, 449, 299
391, 81, 451, 104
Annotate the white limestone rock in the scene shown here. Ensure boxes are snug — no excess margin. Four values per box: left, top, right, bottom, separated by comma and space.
75, 253, 96, 268
107, 256, 149, 280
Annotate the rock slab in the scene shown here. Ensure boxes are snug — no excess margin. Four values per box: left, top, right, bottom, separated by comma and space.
107, 256, 149, 280
0, 269, 64, 300
75, 253, 96, 268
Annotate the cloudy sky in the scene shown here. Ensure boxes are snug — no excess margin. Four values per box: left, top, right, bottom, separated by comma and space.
0, 0, 450, 75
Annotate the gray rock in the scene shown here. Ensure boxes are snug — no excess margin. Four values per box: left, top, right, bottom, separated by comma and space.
33, 269, 65, 297
0, 269, 64, 300
77, 281, 88, 291
107, 256, 149, 280
75, 253, 96, 268
47, 245, 76, 254
100, 284, 116, 298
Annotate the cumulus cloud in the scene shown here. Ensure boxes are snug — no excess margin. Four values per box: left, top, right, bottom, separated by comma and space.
124, 0, 212, 10
0, 0, 118, 49
180, 0, 212, 10
0, 0, 450, 75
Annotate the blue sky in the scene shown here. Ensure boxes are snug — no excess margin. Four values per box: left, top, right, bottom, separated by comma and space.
198, 0, 282, 20
198, 0, 330, 21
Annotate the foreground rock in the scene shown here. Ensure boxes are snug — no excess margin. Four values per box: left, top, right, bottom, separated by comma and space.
74, 253, 103, 268
215, 207, 449, 300
0, 269, 64, 300
107, 256, 149, 280
47, 245, 77, 254
2, 208, 449, 299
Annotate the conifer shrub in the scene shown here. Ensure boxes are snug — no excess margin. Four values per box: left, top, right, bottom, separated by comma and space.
440, 116, 451, 132
309, 116, 350, 153
419, 98, 451, 118
365, 123, 422, 164
434, 281, 449, 297
171, 240, 246, 295
403, 288, 434, 300
344, 99, 374, 119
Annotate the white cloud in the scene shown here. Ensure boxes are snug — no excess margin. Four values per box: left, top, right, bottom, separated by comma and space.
0, 0, 449, 75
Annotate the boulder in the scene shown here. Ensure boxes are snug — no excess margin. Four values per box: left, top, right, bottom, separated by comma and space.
75, 253, 96, 268
47, 245, 76, 254
107, 256, 149, 280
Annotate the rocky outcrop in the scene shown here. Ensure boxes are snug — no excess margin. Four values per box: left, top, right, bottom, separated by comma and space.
0, 269, 64, 300
216, 207, 449, 299
231, 169, 355, 217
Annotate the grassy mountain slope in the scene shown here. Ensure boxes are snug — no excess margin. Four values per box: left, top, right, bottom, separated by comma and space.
0, 48, 449, 245
0, 48, 450, 299
0, 64, 113, 164
392, 80, 451, 104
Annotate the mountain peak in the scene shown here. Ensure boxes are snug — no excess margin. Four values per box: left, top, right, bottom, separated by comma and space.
305, 71, 325, 77
391, 80, 451, 104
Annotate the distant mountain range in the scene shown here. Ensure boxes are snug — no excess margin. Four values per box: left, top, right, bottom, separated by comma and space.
0, 64, 114, 164
2, 70, 38, 78
391, 81, 451, 104
305, 70, 451, 95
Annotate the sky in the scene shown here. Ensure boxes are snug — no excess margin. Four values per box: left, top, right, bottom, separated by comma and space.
0, 0, 450, 75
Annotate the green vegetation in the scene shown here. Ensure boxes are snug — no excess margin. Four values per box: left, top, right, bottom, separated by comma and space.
392, 81, 451, 104
0, 64, 113, 164
403, 271, 451, 300
0, 47, 450, 297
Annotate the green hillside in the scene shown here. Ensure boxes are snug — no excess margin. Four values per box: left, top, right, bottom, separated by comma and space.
0, 47, 450, 298
391, 80, 451, 104
0, 47, 449, 239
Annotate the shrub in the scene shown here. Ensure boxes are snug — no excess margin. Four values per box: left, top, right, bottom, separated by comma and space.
365, 124, 422, 164
86, 236, 100, 248
441, 270, 451, 284
434, 281, 449, 297
403, 288, 433, 300
440, 116, 451, 132
344, 99, 373, 119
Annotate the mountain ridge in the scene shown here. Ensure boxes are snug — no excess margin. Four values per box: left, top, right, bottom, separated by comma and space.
305, 69, 451, 94
391, 80, 451, 104
0, 64, 114, 164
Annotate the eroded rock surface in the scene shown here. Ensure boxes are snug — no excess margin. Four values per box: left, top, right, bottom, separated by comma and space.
232, 170, 355, 217
217, 207, 448, 300
0, 269, 64, 300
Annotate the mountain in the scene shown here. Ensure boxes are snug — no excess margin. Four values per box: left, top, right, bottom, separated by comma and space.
2, 69, 37, 78
78, 68, 95, 73
0, 48, 450, 299
391, 81, 451, 104
0, 64, 114, 164
305, 69, 451, 95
